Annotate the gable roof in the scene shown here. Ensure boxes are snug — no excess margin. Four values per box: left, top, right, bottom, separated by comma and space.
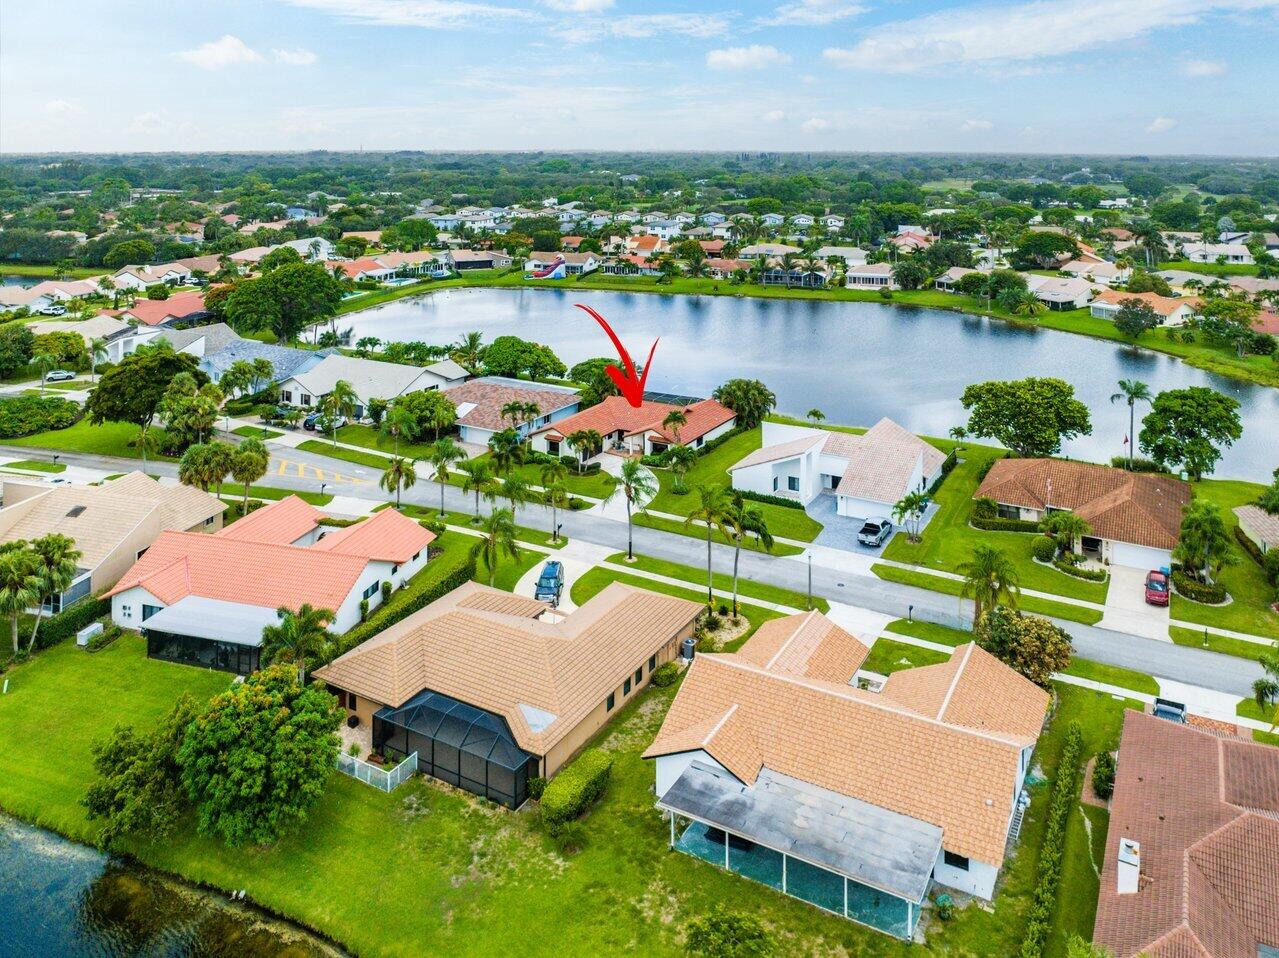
533, 395, 734, 445
216, 495, 325, 545
443, 377, 580, 433
112, 291, 207, 326
1233, 504, 1279, 550
728, 433, 825, 471
200, 340, 331, 384
734, 611, 870, 683
311, 507, 435, 563
1093, 711, 1279, 958
286, 353, 428, 401
832, 418, 947, 505
1092, 289, 1202, 317
976, 459, 1191, 551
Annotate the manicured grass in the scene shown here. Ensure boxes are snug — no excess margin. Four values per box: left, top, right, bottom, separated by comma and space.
1, 458, 66, 473
871, 563, 1105, 624
474, 544, 544, 593
631, 511, 805, 557
1158, 258, 1260, 277
7, 420, 175, 461
388, 503, 566, 549
1237, 698, 1276, 723
39, 379, 90, 391
509, 460, 617, 499
883, 617, 972, 647
1049, 802, 1109, 958
766, 414, 866, 436
1254, 729, 1279, 746
0, 263, 101, 278
231, 425, 282, 440
1169, 625, 1274, 662
1062, 658, 1159, 696
602, 551, 828, 613
882, 447, 1109, 605
221, 484, 333, 506
297, 438, 391, 469
861, 637, 950, 675
333, 423, 438, 460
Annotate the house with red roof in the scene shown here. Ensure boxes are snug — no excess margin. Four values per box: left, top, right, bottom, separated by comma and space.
528, 395, 736, 458
107, 497, 435, 674
108, 290, 209, 328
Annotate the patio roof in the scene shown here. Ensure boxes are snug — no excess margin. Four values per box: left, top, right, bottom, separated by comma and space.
140, 596, 281, 647
658, 761, 941, 903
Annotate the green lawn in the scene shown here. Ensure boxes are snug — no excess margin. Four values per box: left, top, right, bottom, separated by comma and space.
386, 503, 565, 550
602, 551, 828, 613
1158, 258, 1260, 277
1169, 479, 1279, 639
1050, 802, 1109, 958
7, 420, 175, 461
2, 458, 66, 473
221, 483, 333, 506
1169, 625, 1274, 662
474, 544, 544, 593
1237, 698, 1276, 723
631, 511, 805, 557
871, 563, 1105, 625
0, 263, 103, 278
509, 460, 617, 499
231, 425, 283, 440
883, 617, 972, 647
882, 447, 1109, 605
334, 423, 438, 460
1062, 659, 1159, 696
297, 438, 391, 469
861, 637, 950, 675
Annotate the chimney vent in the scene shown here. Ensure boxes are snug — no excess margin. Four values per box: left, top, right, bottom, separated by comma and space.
1117, 839, 1140, 895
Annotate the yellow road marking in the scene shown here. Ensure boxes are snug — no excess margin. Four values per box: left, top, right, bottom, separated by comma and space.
273, 457, 369, 485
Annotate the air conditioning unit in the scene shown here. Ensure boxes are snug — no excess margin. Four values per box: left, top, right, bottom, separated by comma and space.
76, 622, 104, 647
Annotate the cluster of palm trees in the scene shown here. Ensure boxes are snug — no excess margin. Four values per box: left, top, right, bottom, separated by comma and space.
178, 437, 270, 510
0, 534, 83, 656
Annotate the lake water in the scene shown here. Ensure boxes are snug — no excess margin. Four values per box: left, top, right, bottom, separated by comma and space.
0, 816, 343, 958
0, 274, 44, 287
345, 287, 1279, 482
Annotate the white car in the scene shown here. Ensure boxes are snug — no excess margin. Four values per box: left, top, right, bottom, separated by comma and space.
45, 369, 77, 382
38, 304, 67, 316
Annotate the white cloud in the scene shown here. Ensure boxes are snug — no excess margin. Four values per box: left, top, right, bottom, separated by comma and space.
823, 0, 1279, 73
544, 0, 613, 9
128, 112, 166, 134
801, 116, 830, 133
763, 109, 787, 122
45, 99, 83, 115
173, 34, 263, 69
278, 0, 531, 29
1181, 58, 1226, 76
706, 44, 791, 70
561, 13, 731, 41
758, 0, 867, 26
273, 48, 318, 65
1146, 116, 1178, 133
960, 118, 993, 132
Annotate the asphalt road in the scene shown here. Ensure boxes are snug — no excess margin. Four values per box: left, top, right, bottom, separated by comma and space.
6, 442, 1266, 698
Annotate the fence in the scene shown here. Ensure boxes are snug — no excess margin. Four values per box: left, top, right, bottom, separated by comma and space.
336, 751, 418, 792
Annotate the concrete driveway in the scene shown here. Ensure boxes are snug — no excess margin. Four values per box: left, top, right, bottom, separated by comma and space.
1098, 564, 1170, 641
806, 492, 938, 556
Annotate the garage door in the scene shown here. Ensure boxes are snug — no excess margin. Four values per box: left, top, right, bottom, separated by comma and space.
1110, 542, 1172, 571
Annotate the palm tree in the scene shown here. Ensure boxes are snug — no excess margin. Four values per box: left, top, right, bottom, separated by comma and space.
540, 459, 569, 541
0, 547, 40, 654
319, 379, 357, 446
426, 437, 465, 518
1042, 512, 1091, 557
1109, 379, 1152, 471
500, 475, 530, 523
261, 604, 334, 684
231, 438, 269, 512
957, 545, 1020, 627
453, 331, 484, 372
892, 490, 929, 543
380, 457, 418, 510
605, 459, 657, 561
667, 444, 698, 494
27, 534, 82, 651
456, 457, 497, 521
32, 351, 57, 394
661, 409, 687, 444
566, 428, 601, 473
88, 337, 109, 382
178, 443, 220, 491
998, 288, 1047, 317
381, 405, 419, 457
726, 492, 772, 618
206, 441, 235, 499
487, 428, 523, 475
470, 508, 519, 587
948, 425, 967, 452
806, 408, 825, 424
684, 483, 734, 605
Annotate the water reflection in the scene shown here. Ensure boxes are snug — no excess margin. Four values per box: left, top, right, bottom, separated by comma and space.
347, 287, 1279, 481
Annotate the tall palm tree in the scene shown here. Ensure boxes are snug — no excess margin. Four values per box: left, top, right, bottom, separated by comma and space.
27, 534, 82, 651
453, 331, 484, 372
381, 405, 419, 457
88, 337, 109, 382
892, 490, 929, 543
319, 379, 357, 446
957, 545, 1020, 627
0, 547, 40, 655
605, 459, 657, 561
380, 457, 418, 510
426, 437, 465, 518
726, 492, 772, 618
684, 483, 734, 605
231, 438, 270, 512
540, 459, 570, 541
500, 475, 530, 523
456, 457, 497, 521
948, 425, 967, 452
1042, 512, 1091, 557
32, 351, 57, 395
661, 409, 687, 444
488, 428, 523, 475
566, 428, 601, 473
667, 444, 698, 494
470, 508, 520, 587
261, 604, 334, 684
1109, 379, 1152, 470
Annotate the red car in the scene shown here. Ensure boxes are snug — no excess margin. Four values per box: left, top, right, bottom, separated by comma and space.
1144, 570, 1170, 606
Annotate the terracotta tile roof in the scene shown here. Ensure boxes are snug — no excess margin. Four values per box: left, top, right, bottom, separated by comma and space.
312, 507, 435, 563
645, 623, 1049, 866
217, 495, 324, 545
314, 581, 702, 755
534, 395, 735, 446
443, 378, 580, 433
976, 459, 1190, 551
112, 291, 207, 326
735, 611, 869, 682
1093, 711, 1279, 958
1092, 289, 1202, 317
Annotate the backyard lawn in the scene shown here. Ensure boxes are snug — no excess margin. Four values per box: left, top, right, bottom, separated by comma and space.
882, 447, 1110, 605
602, 551, 828, 613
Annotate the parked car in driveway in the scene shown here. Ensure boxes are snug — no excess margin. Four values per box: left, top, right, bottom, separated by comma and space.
857, 518, 894, 548
1152, 697, 1186, 723
1144, 570, 1170, 606
37, 304, 66, 316
45, 369, 76, 382
535, 560, 564, 605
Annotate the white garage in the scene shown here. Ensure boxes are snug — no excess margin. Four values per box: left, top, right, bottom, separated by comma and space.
1109, 542, 1172, 571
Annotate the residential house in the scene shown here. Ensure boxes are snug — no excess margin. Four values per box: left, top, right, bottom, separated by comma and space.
1234, 504, 1279, 555
1089, 289, 1201, 327
813, 245, 868, 268
27, 314, 145, 364
697, 240, 726, 258
448, 249, 512, 271
603, 255, 664, 277
375, 250, 450, 277
822, 215, 845, 232
278, 353, 452, 418
705, 258, 750, 279
1060, 259, 1132, 286
641, 211, 668, 224
342, 230, 383, 246
524, 251, 601, 277
624, 235, 666, 260
644, 220, 684, 241
1182, 242, 1254, 265
759, 213, 785, 228
888, 230, 934, 253
790, 214, 815, 230
529, 395, 735, 458
560, 236, 584, 251
844, 263, 896, 289
0, 472, 224, 612
111, 263, 193, 291
738, 242, 801, 260
759, 260, 829, 289
328, 257, 397, 282
108, 498, 434, 674
934, 266, 986, 292
1023, 274, 1099, 310
109, 290, 208, 328
730, 419, 946, 523
153, 322, 242, 360
974, 458, 1190, 569
443, 377, 582, 447
700, 212, 727, 226
1092, 711, 1278, 958
200, 339, 334, 388
646, 612, 1049, 937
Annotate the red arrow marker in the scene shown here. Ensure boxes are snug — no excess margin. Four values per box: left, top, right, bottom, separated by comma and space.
576, 303, 658, 409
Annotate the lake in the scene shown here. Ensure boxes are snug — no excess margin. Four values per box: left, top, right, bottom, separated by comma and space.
345, 287, 1279, 482
0, 816, 343, 958
0, 274, 45, 287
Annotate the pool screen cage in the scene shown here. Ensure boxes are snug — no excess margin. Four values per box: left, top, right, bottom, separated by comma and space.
373, 689, 538, 809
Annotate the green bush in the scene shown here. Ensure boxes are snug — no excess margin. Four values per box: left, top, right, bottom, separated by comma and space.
1031, 535, 1057, 562
734, 489, 805, 511
1171, 570, 1227, 604
568, 498, 589, 511
1264, 549, 1279, 588
971, 515, 1042, 533
1092, 750, 1116, 800
0, 395, 81, 439
934, 893, 955, 921
971, 497, 997, 519
684, 908, 773, 957
37, 596, 111, 651
1053, 559, 1108, 582
540, 748, 613, 829
1020, 721, 1083, 958
527, 776, 547, 801
651, 662, 681, 687
929, 450, 959, 494
1109, 455, 1170, 474
85, 622, 123, 653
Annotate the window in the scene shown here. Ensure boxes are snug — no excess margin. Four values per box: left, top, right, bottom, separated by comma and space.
944, 851, 969, 871
996, 503, 1021, 520
772, 476, 779, 492
204, 515, 216, 526
362, 582, 379, 600
634, 668, 643, 686
141, 604, 162, 622
623, 677, 632, 695
348, 692, 358, 711
648, 655, 656, 672
391, 564, 399, 575
547, 440, 560, 456
412, 551, 420, 561
606, 692, 615, 711
301, 393, 311, 405
787, 476, 800, 492
282, 390, 293, 403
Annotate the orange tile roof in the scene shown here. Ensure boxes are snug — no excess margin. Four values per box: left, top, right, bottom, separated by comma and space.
112, 291, 207, 326
533, 395, 734, 445
217, 495, 324, 545
444, 379, 580, 433
735, 611, 869, 683
976, 458, 1190, 551
1092, 288, 1202, 318
312, 507, 435, 563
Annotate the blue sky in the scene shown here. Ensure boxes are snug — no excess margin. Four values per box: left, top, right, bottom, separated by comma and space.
3, 0, 1277, 154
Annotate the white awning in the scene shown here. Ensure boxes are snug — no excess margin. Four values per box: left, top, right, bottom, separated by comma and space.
141, 596, 280, 647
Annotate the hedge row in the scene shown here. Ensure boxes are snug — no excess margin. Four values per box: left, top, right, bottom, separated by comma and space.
735, 488, 806, 511
929, 450, 959, 494
1171, 570, 1227, 605
540, 748, 613, 828
1020, 721, 1084, 958
0, 395, 81, 439
35, 595, 111, 651
1052, 557, 1108, 582
642, 425, 751, 468
971, 515, 1042, 533
1109, 455, 1171, 475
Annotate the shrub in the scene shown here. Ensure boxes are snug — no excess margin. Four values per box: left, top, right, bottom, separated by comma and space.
359, 599, 369, 620
85, 622, 122, 653
1171, 570, 1227, 604
1053, 559, 1108, 581
929, 450, 959, 493
541, 748, 613, 829
934, 893, 955, 921
684, 908, 773, 957
334, 549, 475, 654
972, 515, 1042, 533
381, 581, 392, 602
734, 488, 805, 510
1092, 750, 1116, 800
650, 662, 680, 687
1264, 549, 1279, 588
1031, 535, 1057, 562
37, 596, 111, 651
0, 395, 81, 439
568, 498, 589, 511
1109, 455, 1170, 474
971, 497, 997, 519
527, 776, 547, 801
878, 286, 893, 299
704, 613, 722, 632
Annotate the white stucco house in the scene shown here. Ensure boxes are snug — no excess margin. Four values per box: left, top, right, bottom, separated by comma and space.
278, 354, 465, 418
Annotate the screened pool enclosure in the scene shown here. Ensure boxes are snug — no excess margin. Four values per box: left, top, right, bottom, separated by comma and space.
373, 689, 539, 809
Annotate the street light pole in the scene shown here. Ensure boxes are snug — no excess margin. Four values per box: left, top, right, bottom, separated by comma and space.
806, 555, 812, 610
